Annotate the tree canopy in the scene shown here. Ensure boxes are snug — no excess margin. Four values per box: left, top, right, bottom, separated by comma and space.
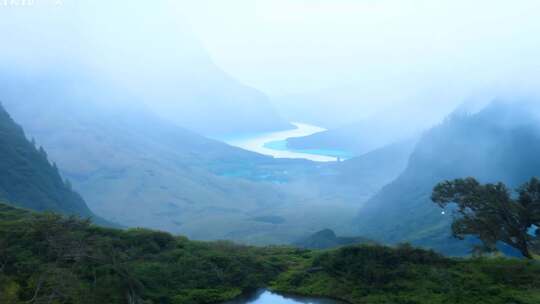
432, 177, 540, 258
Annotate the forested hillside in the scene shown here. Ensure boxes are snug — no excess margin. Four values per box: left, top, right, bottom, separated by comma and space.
0, 104, 95, 218
355, 101, 540, 254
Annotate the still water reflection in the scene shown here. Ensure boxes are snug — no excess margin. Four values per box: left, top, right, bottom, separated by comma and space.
222, 289, 346, 304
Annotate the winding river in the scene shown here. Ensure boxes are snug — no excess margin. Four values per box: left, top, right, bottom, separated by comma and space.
221, 122, 352, 162
222, 289, 346, 304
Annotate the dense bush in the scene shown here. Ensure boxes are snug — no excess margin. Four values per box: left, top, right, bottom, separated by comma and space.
0, 204, 285, 303
313, 244, 450, 286
272, 244, 540, 304
2, 203, 539, 304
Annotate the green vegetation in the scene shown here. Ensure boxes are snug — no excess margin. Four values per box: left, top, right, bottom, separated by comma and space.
1, 203, 539, 304
272, 244, 540, 304
433, 177, 540, 258
0, 203, 294, 304
0, 104, 95, 218
2, 100, 539, 303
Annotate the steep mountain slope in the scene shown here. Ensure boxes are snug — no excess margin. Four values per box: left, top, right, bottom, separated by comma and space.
0, 74, 260, 229
0, 104, 94, 218
0, 70, 351, 244
0, 69, 411, 244
299, 139, 417, 206
355, 101, 540, 254
0, 0, 423, 243
332, 140, 417, 188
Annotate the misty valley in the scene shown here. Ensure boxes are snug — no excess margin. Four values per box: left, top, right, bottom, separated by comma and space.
1, 1, 540, 304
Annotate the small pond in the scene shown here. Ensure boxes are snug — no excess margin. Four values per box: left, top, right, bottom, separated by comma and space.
222, 289, 346, 304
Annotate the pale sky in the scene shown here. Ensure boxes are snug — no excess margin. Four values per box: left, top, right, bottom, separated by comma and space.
2, 0, 540, 107
176, 0, 540, 95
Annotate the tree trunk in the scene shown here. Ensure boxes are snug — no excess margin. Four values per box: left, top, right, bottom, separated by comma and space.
517, 240, 533, 259
521, 248, 533, 259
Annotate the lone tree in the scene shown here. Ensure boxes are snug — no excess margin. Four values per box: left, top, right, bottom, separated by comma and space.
432, 177, 540, 259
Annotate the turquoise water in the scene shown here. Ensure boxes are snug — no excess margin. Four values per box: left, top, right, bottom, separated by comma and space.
222, 289, 345, 304
263, 140, 354, 160
221, 122, 354, 162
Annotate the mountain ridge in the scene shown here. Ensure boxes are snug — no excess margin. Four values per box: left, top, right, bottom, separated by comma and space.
355, 101, 540, 255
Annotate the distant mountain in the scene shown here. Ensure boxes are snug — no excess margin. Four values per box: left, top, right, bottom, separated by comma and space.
0, 1, 424, 243
0, 1, 290, 137
140, 63, 292, 136
0, 73, 266, 230
355, 101, 540, 255
117, 28, 292, 136
303, 139, 417, 205
287, 116, 421, 155
283, 93, 467, 155
336, 139, 416, 185
101, 2, 292, 136
0, 69, 350, 244
273, 87, 373, 128
285, 105, 436, 157
272, 82, 466, 129
0, 68, 414, 244
0, 104, 96, 219
294, 229, 376, 249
